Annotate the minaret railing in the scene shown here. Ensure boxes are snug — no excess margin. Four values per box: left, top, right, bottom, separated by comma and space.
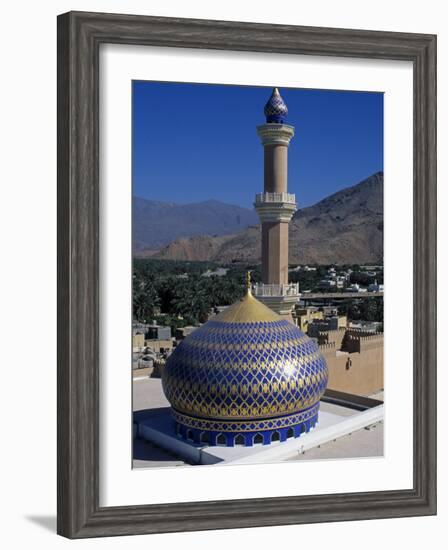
255, 192, 296, 205
252, 283, 300, 297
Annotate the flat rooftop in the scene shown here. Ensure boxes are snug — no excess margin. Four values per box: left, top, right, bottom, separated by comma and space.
133, 377, 383, 469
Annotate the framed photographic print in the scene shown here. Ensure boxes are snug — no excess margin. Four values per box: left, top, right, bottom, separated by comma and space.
57, 11, 437, 538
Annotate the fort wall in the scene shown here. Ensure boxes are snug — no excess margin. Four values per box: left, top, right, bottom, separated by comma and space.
317, 327, 346, 349
319, 334, 384, 396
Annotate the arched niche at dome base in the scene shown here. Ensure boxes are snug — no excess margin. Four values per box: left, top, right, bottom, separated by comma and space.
234, 434, 245, 446
172, 409, 320, 448
216, 433, 226, 446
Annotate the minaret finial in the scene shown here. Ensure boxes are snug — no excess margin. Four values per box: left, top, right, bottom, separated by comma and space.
264, 87, 288, 123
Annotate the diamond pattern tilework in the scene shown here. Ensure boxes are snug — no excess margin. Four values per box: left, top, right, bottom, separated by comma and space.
172, 402, 320, 433
162, 319, 329, 421
264, 88, 288, 122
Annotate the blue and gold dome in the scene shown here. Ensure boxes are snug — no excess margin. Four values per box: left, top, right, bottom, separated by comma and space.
162, 283, 328, 447
264, 87, 288, 123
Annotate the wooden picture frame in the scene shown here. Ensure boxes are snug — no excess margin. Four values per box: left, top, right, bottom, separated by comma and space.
57, 11, 437, 538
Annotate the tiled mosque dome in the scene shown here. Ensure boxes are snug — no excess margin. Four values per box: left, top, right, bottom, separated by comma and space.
162, 284, 329, 447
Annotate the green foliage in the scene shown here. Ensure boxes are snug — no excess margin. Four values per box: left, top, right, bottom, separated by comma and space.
337, 297, 383, 323
350, 268, 384, 286
288, 269, 320, 291
349, 272, 375, 286
133, 260, 384, 327
133, 259, 258, 326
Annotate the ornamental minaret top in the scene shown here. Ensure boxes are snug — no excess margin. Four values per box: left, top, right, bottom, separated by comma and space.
264, 87, 288, 123
253, 87, 300, 318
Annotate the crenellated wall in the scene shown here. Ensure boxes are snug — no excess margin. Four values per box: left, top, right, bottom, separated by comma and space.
317, 327, 346, 349
319, 332, 384, 396
317, 341, 336, 352
342, 330, 383, 353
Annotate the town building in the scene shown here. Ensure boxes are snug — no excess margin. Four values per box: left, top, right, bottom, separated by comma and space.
202, 267, 229, 278
175, 325, 198, 340
132, 321, 172, 373
132, 332, 145, 353
133, 321, 173, 356
308, 316, 347, 339
318, 278, 337, 290
144, 337, 173, 355
349, 320, 383, 332
145, 323, 171, 341
294, 306, 324, 332
368, 281, 384, 292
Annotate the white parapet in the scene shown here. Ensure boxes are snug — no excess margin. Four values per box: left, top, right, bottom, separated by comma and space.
252, 283, 300, 297
135, 404, 384, 466
255, 192, 296, 205
221, 405, 384, 465
252, 283, 300, 316
254, 192, 297, 223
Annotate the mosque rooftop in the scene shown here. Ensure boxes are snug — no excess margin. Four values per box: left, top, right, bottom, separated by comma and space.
160, 277, 330, 448
133, 377, 383, 468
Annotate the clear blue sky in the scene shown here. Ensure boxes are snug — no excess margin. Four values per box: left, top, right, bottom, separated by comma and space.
133, 81, 383, 209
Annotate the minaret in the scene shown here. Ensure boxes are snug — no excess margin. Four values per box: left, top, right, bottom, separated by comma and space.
253, 88, 299, 317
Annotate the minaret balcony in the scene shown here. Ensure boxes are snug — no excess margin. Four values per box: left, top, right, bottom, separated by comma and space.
252, 283, 300, 298
254, 192, 297, 222
255, 192, 296, 205
252, 283, 300, 316
257, 123, 295, 146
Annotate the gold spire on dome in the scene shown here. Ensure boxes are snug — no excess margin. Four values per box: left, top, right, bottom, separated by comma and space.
215, 272, 280, 323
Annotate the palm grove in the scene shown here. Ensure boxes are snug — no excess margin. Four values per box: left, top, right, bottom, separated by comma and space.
133, 259, 383, 332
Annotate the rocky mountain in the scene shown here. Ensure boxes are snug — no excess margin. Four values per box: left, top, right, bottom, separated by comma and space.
152, 172, 384, 265
133, 197, 258, 253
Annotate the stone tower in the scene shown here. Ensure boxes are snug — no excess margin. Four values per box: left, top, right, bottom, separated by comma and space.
253, 88, 299, 317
